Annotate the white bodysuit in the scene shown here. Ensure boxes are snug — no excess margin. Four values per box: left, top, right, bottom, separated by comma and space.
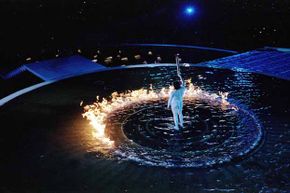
168, 86, 186, 129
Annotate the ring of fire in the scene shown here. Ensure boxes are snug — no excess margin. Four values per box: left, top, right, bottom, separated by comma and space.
82, 80, 263, 168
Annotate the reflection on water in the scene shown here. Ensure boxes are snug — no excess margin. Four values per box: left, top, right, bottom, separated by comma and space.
104, 98, 262, 168
82, 73, 262, 168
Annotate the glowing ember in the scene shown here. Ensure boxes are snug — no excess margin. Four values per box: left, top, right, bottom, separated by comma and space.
82, 79, 236, 149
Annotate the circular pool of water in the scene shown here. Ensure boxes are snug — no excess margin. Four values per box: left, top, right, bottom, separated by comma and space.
0, 65, 289, 192
106, 98, 262, 168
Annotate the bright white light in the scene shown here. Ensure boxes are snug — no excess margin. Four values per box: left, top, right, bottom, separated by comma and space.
185, 6, 195, 15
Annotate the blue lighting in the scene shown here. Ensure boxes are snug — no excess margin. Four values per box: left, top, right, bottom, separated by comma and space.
185, 6, 195, 15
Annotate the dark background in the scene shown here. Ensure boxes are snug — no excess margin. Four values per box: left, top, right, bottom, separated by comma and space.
0, 0, 290, 66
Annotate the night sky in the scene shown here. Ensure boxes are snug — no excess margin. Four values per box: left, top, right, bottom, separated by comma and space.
1, 0, 290, 65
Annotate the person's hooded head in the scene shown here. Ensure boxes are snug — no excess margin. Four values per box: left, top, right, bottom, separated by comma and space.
173, 80, 181, 90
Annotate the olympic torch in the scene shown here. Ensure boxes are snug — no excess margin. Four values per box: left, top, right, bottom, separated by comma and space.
175, 53, 181, 76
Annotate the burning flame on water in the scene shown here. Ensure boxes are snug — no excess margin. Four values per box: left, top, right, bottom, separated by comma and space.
82, 79, 235, 149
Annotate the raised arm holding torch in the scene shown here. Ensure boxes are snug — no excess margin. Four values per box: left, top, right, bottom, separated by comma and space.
175, 53, 184, 86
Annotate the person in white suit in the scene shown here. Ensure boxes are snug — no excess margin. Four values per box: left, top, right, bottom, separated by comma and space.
167, 54, 186, 130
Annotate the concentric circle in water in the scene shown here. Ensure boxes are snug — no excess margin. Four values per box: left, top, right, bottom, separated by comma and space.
106, 99, 262, 168
121, 99, 235, 152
